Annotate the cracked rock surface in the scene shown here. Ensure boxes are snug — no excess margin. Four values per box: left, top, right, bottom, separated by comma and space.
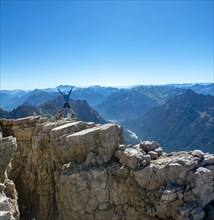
0, 116, 213, 220
0, 135, 19, 220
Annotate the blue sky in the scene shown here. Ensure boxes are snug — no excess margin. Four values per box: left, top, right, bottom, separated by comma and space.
1, 0, 213, 89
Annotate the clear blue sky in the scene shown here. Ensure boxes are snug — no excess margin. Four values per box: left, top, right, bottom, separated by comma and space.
1, 0, 213, 89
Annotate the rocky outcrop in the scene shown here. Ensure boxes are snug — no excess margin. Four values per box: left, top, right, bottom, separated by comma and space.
0, 135, 19, 220
0, 116, 213, 220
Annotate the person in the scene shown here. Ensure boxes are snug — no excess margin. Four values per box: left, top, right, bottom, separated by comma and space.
57, 87, 74, 118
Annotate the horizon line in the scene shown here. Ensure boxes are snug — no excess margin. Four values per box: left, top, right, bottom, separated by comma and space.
0, 82, 213, 91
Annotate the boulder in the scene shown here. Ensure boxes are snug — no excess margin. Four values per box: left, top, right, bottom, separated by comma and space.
140, 141, 160, 152
147, 150, 159, 160
119, 148, 144, 169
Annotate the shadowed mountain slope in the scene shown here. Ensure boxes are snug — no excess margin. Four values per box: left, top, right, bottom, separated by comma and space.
96, 89, 159, 120
123, 90, 214, 152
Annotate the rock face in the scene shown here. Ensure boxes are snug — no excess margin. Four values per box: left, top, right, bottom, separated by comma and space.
0, 136, 19, 220
0, 116, 213, 220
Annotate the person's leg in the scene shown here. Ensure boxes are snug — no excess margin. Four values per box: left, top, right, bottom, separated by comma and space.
60, 108, 64, 118
70, 108, 75, 118
66, 108, 73, 119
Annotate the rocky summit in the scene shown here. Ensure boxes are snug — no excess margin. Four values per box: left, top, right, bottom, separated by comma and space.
0, 116, 213, 220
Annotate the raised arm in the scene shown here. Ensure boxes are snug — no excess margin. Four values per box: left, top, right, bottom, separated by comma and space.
57, 88, 63, 96
68, 87, 73, 96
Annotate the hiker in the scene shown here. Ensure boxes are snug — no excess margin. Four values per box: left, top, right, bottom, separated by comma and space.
57, 87, 74, 118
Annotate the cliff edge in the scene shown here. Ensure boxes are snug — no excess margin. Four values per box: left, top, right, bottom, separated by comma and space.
0, 116, 213, 220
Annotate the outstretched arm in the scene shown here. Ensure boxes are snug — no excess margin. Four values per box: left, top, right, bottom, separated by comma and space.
68, 87, 73, 96
57, 88, 63, 96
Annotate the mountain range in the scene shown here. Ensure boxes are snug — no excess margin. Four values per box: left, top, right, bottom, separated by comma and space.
96, 85, 186, 120
0, 85, 119, 111
0, 83, 213, 152
0, 96, 106, 124
1, 83, 213, 112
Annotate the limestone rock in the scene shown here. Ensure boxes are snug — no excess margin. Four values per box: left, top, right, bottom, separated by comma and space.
116, 142, 163, 169
140, 141, 161, 152
144, 155, 151, 163
119, 148, 144, 169
155, 147, 163, 156
0, 117, 213, 220
147, 150, 159, 160
192, 149, 204, 158
0, 137, 17, 177
0, 211, 16, 220
0, 136, 19, 220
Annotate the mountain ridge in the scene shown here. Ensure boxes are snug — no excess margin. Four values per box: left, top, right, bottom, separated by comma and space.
123, 90, 214, 152
0, 96, 106, 124
1, 83, 213, 111
1, 83, 213, 153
